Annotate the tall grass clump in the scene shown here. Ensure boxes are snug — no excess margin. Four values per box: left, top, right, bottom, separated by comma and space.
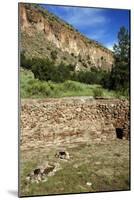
93, 87, 104, 98
63, 80, 83, 91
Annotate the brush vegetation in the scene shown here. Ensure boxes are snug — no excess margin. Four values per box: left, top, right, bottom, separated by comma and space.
20, 68, 120, 99
20, 26, 130, 99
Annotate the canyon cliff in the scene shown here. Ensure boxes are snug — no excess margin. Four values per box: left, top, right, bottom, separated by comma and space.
19, 3, 114, 71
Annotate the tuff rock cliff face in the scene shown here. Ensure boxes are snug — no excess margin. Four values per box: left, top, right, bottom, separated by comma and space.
19, 3, 114, 71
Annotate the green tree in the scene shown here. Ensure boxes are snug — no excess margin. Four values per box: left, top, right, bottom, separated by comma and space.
20, 50, 32, 69
113, 26, 130, 63
31, 58, 55, 81
109, 26, 130, 92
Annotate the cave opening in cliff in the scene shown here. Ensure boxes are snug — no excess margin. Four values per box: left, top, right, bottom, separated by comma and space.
116, 128, 124, 139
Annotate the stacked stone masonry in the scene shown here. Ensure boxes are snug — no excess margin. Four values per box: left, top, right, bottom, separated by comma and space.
21, 98, 130, 150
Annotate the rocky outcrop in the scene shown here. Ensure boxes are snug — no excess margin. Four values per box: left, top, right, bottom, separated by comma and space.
19, 3, 114, 71
20, 98, 130, 151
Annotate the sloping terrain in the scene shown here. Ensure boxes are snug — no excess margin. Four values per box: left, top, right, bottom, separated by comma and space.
19, 3, 114, 71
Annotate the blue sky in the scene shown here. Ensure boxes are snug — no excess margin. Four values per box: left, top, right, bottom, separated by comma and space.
39, 4, 130, 50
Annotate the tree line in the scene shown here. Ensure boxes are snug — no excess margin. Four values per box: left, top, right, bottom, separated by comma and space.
20, 26, 130, 96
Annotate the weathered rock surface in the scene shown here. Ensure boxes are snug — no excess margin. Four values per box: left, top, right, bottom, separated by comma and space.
19, 3, 114, 71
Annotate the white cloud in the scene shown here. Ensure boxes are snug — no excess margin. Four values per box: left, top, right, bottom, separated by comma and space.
45, 6, 109, 28
59, 7, 108, 27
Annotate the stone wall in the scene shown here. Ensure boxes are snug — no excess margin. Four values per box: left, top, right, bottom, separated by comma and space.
20, 98, 130, 150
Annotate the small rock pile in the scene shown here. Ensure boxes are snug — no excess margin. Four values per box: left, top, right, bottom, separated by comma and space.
26, 162, 61, 184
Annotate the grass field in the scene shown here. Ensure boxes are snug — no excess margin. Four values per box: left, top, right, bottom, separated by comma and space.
20, 68, 122, 99
20, 139, 130, 197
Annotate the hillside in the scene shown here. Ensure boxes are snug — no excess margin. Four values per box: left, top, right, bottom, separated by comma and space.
19, 3, 114, 71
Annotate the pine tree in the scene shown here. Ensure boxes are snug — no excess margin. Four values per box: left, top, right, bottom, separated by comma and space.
113, 26, 130, 64
109, 26, 130, 92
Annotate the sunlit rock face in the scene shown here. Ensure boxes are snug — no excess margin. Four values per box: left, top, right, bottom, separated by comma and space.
19, 3, 114, 71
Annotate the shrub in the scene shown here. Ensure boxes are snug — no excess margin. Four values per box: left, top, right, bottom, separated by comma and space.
108, 62, 129, 91
71, 53, 74, 57
26, 80, 52, 97
47, 46, 51, 50
93, 88, 103, 98
101, 71, 111, 88
115, 88, 129, 99
73, 68, 107, 85
20, 53, 117, 92
20, 52, 41, 70
20, 51, 32, 69
54, 62, 69, 82
63, 80, 82, 91
29, 57, 75, 83
31, 58, 55, 81
63, 56, 66, 60
78, 54, 82, 62
51, 50, 57, 60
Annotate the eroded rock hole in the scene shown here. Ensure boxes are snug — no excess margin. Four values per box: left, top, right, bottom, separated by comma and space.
59, 151, 66, 156
116, 128, 124, 139
55, 150, 70, 160
34, 168, 41, 175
